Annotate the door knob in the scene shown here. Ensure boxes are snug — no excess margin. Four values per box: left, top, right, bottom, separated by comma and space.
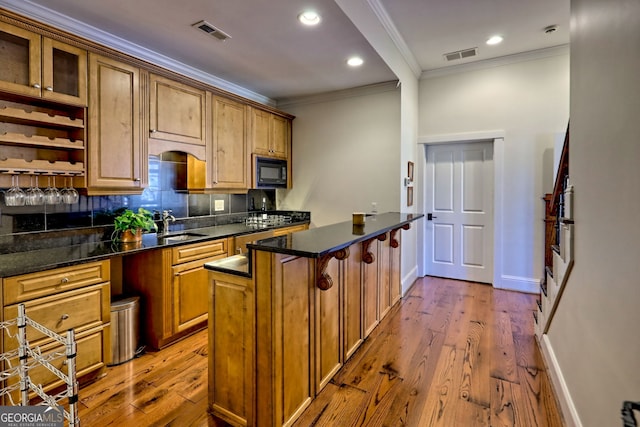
427, 213, 438, 221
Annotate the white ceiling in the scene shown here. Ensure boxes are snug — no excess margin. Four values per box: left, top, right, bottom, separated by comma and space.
1, 0, 569, 103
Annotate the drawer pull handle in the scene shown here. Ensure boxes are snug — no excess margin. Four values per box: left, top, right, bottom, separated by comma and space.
61, 314, 69, 320
61, 277, 69, 284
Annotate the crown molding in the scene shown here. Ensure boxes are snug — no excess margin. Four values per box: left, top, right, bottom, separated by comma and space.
276, 81, 399, 109
421, 44, 570, 79
0, 0, 275, 106
366, 0, 422, 78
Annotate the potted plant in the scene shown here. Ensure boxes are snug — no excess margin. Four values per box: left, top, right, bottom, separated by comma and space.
111, 208, 157, 243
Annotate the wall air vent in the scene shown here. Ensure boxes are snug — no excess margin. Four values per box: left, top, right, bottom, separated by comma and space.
192, 20, 231, 41
443, 47, 478, 62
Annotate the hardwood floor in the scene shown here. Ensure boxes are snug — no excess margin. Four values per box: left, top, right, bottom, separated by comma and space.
76, 276, 564, 426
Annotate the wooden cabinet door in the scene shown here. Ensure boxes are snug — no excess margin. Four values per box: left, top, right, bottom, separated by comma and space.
378, 233, 392, 320
268, 254, 314, 426
232, 230, 274, 255
362, 238, 379, 338
315, 257, 342, 391
42, 37, 87, 106
88, 53, 144, 192
0, 22, 87, 105
0, 21, 41, 98
250, 107, 290, 160
172, 255, 224, 334
209, 271, 254, 426
211, 96, 247, 189
149, 74, 206, 146
250, 107, 271, 156
343, 242, 362, 360
270, 114, 289, 159
390, 230, 402, 306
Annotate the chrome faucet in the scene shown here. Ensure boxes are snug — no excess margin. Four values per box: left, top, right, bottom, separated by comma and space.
159, 209, 175, 235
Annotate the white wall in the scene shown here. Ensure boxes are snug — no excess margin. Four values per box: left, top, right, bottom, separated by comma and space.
418, 51, 570, 289
277, 86, 401, 228
544, 0, 640, 425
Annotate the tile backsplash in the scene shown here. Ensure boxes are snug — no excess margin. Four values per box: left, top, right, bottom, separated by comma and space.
0, 153, 275, 236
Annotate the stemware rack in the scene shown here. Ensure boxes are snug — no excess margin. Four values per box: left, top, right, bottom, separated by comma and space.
0, 96, 86, 189
0, 304, 80, 426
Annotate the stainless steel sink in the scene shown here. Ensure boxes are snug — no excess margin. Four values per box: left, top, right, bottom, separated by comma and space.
158, 232, 208, 243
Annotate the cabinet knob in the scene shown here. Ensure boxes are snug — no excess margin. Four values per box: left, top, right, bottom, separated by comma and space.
61, 314, 69, 320
150, 129, 157, 133
32, 83, 41, 89
45, 86, 53, 91
134, 178, 141, 182
60, 277, 69, 284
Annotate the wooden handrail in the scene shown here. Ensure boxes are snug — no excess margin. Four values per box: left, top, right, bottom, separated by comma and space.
551, 122, 570, 216
543, 121, 569, 271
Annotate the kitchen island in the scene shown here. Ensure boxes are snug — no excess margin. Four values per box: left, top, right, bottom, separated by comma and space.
205, 212, 423, 427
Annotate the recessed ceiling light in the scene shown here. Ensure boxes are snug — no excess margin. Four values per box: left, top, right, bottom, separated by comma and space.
486, 35, 503, 45
298, 11, 320, 26
347, 56, 364, 67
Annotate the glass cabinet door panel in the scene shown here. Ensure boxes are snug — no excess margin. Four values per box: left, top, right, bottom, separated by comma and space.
0, 21, 41, 97
42, 38, 87, 106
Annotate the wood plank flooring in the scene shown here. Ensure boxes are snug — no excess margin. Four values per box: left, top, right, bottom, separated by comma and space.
76, 276, 564, 426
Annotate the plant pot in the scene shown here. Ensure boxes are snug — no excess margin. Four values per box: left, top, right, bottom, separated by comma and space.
120, 229, 143, 243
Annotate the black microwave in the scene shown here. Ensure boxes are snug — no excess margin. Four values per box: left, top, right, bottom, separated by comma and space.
256, 157, 288, 188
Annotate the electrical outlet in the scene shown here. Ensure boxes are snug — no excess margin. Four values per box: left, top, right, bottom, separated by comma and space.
214, 199, 225, 211
371, 202, 378, 214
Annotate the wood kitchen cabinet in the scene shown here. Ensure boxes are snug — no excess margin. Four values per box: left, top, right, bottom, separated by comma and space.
87, 53, 146, 194
231, 224, 309, 255
209, 96, 248, 190
343, 241, 363, 360
125, 238, 228, 349
316, 257, 342, 390
0, 20, 87, 106
250, 107, 290, 159
232, 229, 274, 255
1, 260, 111, 401
207, 219, 411, 427
148, 73, 207, 153
361, 237, 380, 338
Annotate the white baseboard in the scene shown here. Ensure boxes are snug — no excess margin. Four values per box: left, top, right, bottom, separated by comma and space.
540, 334, 582, 427
494, 274, 539, 293
401, 266, 418, 296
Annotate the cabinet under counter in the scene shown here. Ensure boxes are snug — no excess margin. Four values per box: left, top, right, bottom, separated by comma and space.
205, 213, 422, 427
124, 237, 229, 349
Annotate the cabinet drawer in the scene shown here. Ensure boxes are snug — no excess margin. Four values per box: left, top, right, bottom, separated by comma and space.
272, 224, 308, 237
3, 283, 110, 351
4, 260, 110, 304
5, 326, 106, 400
172, 239, 227, 264
232, 230, 273, 255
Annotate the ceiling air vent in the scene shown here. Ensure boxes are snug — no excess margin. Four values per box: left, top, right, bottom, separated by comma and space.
443, 47, 478, 62
192, 20, 231, 41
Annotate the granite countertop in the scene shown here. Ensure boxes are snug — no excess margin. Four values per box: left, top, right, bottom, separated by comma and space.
0, 214, 310, 278
205, 212, 423, 277
247, 212, 423, 258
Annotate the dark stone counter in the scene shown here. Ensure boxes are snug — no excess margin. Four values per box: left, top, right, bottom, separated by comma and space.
205, 213, 423, 278
0, 212, 310, 277
247, 212, 423, 258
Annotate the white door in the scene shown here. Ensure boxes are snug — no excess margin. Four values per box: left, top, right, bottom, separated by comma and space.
425, 142, 494, 283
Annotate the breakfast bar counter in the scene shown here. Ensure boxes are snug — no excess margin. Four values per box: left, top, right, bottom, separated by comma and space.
205, 212, 422, 427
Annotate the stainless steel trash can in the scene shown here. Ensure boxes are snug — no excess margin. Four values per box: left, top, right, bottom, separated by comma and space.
109, 296, 140, 365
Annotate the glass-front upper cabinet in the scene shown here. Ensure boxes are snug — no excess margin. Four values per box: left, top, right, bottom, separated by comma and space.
0, 21, 87, 106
